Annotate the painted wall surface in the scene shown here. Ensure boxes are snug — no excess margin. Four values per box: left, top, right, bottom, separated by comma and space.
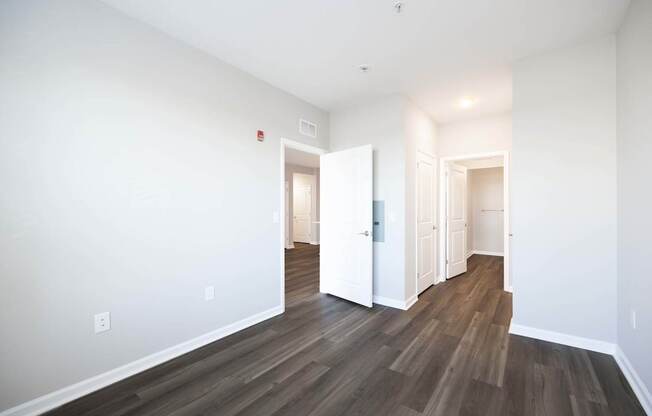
512, 36, 617, 343
437, 113, 512, 157
468, 168, 504, 255
404, 100, 438, 298
330, 97, 407, 302
616, 0, 652, 399
0, 0, 328, 411
285, 164, 320, 246
330, 97, 436, 304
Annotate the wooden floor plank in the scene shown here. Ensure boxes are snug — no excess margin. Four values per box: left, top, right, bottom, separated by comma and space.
458, 379, 504, 416
532, 363, 574, 416
44, 245, 645, 416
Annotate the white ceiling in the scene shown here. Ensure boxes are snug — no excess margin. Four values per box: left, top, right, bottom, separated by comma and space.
286, 148, 320, 168
101, 0, 630, 123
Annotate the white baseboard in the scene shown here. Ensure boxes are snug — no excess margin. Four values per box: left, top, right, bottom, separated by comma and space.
487, 320, 652, 414
285, 243, 295, 249
309, 241, 319, 246
0, 305, 284, 416
405, 294, 418, 310
508, 320, 616, 355
466, 251, 473, 259
373, 295, 417, 310
472, 250, 504, 257
614, 346, 652, 415
509, 322, 651, 413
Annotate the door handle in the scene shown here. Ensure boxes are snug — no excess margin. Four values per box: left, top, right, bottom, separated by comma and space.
357, 231, 370, 236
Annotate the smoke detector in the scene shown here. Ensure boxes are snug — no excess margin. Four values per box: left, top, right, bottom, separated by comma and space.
359, 64, 371, 73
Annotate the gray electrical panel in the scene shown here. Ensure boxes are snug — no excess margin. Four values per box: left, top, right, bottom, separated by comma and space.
373, 201, 385, 242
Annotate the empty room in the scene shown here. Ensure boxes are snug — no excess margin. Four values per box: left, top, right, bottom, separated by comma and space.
1, 1, 651, 415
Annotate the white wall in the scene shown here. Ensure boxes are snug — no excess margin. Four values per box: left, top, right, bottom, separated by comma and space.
0, 0, 329, 411
330, 96, 436, 304
616, 0, 652, 402
330, 97, 407, 302
404, 100, 438, 298
285, 164, 320, 246
468, 168, 504, 255
512, 36, 617, 343
438, 113, 512, 157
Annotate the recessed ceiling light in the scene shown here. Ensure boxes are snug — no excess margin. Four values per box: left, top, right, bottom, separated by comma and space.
459, 97, 477, 109
359, 64, 370, 73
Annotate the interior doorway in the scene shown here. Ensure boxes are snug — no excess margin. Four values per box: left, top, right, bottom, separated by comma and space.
281, 141, 323, 307
280, 139, 374, 310
439, 152, 511, 292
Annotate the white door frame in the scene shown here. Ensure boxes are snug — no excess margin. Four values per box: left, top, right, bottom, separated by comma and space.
438, 150, 511, 292
280, 138, 327, 310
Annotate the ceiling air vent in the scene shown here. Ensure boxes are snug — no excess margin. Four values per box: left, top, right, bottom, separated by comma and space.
299, 119, 317, 138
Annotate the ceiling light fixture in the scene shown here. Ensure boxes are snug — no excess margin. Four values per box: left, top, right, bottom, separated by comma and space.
394, 1, 403, 13
459, 97, 477, 109
359, 64, 370, 73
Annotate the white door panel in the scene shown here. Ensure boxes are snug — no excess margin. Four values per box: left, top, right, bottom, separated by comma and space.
447, 164, 467, 278
320, 145, 373, 307
451, 231, 465, 262
417, 153, 436, 294
293, 181, 312, 243
285, 181, 290, 248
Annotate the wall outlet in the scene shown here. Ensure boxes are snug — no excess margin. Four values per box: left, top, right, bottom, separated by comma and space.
94, 312, 111, 334
205, 286, 215, 301
631, 309, 637, 330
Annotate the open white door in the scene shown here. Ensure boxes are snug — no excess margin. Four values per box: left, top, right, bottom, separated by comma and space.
417, 152, 436, 294
447, 163, 467, 278
320, 145, 373, 307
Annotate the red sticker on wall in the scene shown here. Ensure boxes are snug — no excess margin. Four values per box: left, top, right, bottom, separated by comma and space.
257, 130, 265, 141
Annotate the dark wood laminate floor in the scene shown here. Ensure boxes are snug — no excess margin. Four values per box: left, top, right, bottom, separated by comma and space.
46, 243, 645, 416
